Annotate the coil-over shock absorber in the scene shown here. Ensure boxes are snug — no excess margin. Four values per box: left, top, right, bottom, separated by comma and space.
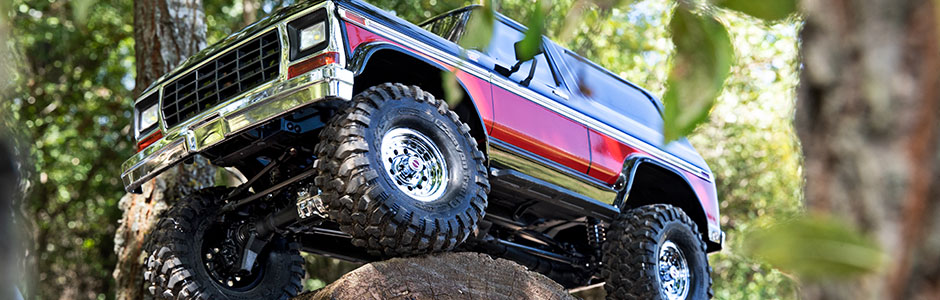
587, 217, 605, 247
586, 217, 606, 267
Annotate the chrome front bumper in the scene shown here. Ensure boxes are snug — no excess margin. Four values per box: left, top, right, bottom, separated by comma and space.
707, 223, 726, 248
121, 65, 354, 193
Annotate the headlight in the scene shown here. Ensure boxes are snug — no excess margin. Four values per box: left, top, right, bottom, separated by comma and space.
139, 104, 159, 131
134, 92, 159, 138
287, 9, 329, 61
299, 22, 325, 52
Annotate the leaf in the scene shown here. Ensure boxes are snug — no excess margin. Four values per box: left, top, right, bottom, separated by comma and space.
441, 70, 463, 107
72, 0, 95, 25
743, 215, 884, 279
458, 0, 495, 50
661, 8, 732, 143
515, 0, 547, 62
716, 0, 798, 22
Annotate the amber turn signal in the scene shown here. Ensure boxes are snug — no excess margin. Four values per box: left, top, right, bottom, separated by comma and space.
287, 52, 339, 79
136, 130, 163, 153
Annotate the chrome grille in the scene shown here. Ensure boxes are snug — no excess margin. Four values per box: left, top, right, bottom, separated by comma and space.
162, 31, 281, 128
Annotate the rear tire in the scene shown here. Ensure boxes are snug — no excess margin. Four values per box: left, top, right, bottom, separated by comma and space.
143, 188, 304, 300
602, 204, 712, 300
314, 83, 489, 256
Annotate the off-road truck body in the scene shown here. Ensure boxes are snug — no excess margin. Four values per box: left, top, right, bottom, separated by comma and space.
124, 1, 724, 299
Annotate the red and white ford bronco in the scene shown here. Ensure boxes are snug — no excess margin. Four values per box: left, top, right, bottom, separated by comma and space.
124, 1, 724, 299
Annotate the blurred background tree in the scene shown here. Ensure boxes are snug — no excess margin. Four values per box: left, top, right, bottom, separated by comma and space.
2, 1, 136, 298
1, 0, 806, 299
797, 0, 940, 298
111, 0, 216, 299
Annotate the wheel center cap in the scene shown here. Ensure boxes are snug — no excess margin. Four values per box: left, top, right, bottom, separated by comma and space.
380, 127, 449, 202
408, 156, 424, 172
669, 267, 681, 279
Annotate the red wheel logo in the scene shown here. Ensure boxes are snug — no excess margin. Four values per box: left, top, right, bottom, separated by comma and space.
409, 157, 423, 171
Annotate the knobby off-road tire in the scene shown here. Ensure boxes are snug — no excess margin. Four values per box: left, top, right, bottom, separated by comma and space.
143, 188, 304, 300
314, 83, 489, 256
602, 204, 712, 300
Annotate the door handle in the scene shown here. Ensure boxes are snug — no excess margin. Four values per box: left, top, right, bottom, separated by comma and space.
552, 88, 570, 100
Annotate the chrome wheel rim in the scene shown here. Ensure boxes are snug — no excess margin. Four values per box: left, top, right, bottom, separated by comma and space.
658, 240, 690, 300
380, 128, 448, 202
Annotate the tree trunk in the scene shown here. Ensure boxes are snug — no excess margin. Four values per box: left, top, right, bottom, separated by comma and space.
243, 0, 258, 27
797, 0, 940, 299
0, 140, 22, 300
112, 1, 213, 299
293, 252, 576, 300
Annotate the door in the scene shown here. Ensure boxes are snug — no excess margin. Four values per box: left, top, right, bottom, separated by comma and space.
484, 19, 591, 175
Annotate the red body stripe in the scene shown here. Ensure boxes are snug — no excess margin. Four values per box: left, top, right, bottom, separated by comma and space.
587, 129, 641, 184
490, 87, 591, 173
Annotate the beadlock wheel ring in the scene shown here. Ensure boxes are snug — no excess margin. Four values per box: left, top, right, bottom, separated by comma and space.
380, 127, 449, 202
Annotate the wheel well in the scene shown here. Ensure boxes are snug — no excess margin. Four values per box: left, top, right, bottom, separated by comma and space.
352, 49, 488, 152
623, 163, 710, 246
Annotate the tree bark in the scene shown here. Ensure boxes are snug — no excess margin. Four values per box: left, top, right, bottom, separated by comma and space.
132, 0, 206, 95
293, 252, 576, 300
112, 1, 213, 299
798, 0, 940, 299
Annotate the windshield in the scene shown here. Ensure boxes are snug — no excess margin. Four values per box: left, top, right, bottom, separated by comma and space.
419, 6, 477, 43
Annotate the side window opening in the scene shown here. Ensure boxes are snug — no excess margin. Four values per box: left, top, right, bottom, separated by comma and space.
485, 21, 557, 89
423, 13, 563, 96
420, 9, 472, 43
563, 51, 663, 127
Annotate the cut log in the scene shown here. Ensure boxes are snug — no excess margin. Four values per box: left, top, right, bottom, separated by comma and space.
293, 252, 576, 300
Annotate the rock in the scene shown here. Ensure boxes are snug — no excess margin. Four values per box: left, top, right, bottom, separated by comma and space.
293, 252, 576, 300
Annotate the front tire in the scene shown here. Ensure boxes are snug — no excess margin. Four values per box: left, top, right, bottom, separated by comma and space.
314, 83, 489, 256
602, 204, 712, 300
143, 188, 305, 300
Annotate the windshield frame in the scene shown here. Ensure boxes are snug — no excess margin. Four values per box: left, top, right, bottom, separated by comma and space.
418, 5, 480, 43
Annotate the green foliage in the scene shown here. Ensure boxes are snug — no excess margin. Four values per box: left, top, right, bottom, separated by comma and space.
551, 0, 674, 96
745, 215, 883, 279
689, 9, 804, 300
662, 7, 732, 143
709, 251, 800, 299
70, 0, 94, 25
3, 0, 135, 298
514, 0, 547, 62
364, 0, 470, 24
442, 70, 464, 106
716, 0, 798, 22
458, 0, 495, 50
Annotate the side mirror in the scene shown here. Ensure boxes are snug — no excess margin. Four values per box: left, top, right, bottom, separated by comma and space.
495, 40, 544, 78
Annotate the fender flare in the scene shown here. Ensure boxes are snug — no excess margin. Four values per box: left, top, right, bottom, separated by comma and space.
613, 154, 709, 220
346, 41, 491, 142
